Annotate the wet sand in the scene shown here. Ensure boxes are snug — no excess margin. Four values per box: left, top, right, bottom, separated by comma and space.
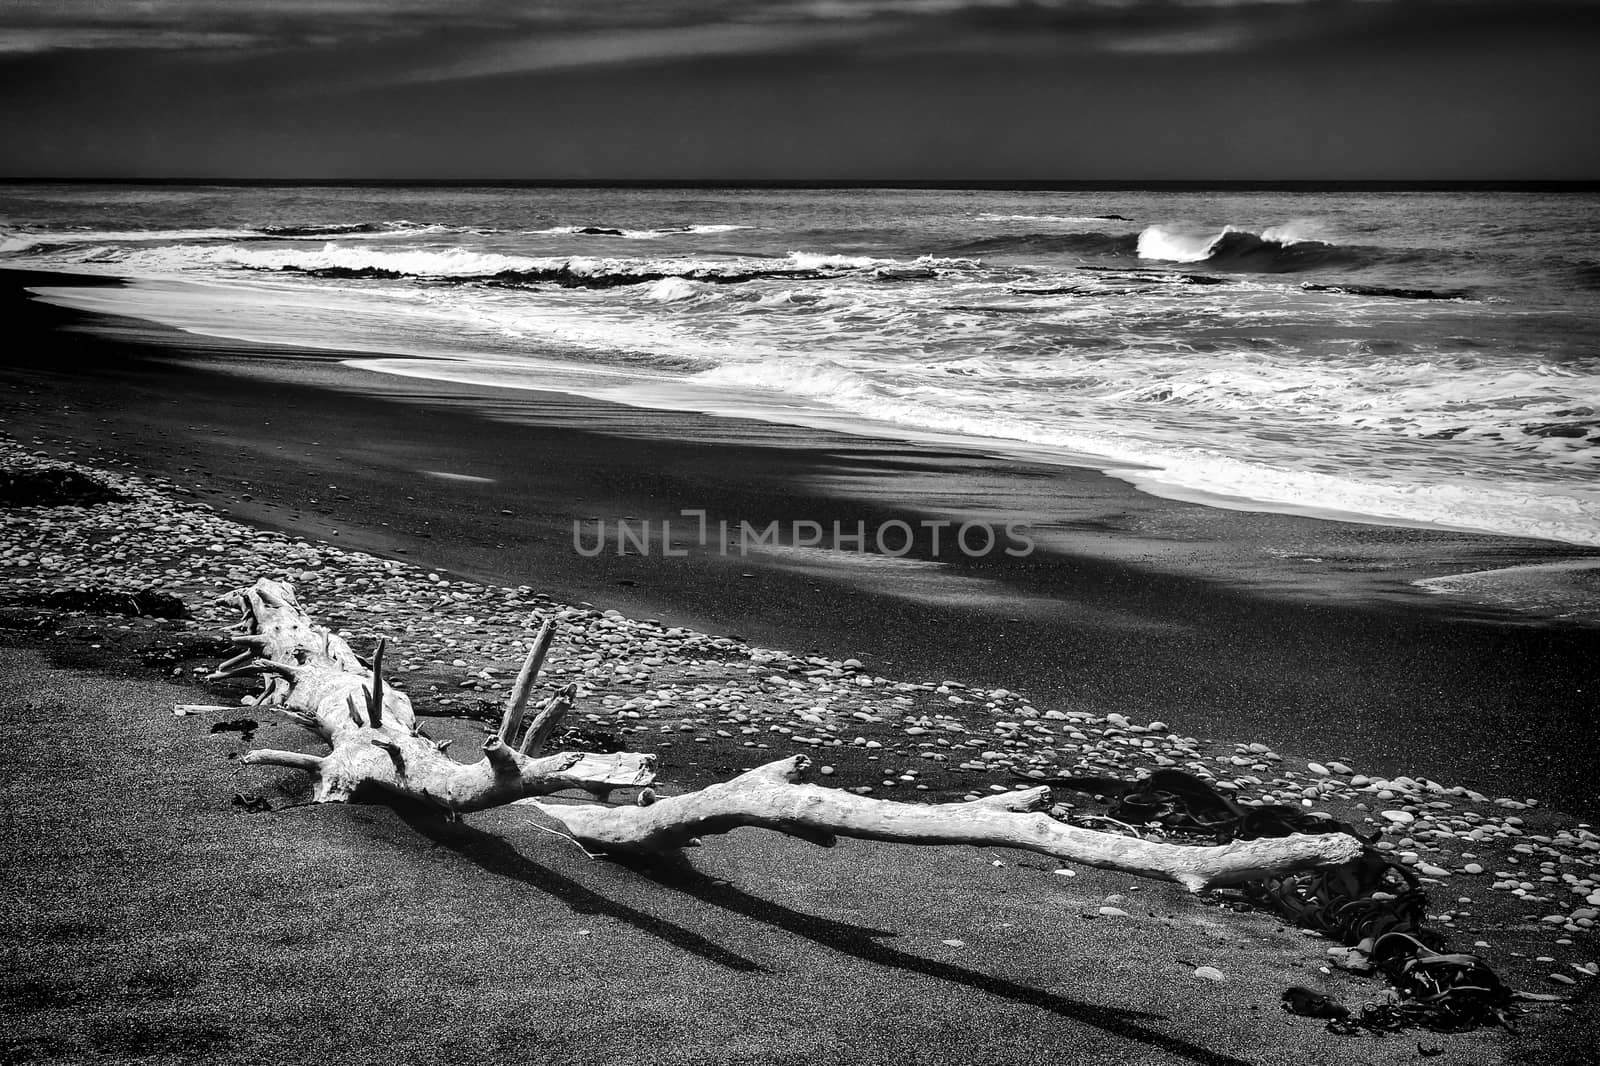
4, 269, 1598, 816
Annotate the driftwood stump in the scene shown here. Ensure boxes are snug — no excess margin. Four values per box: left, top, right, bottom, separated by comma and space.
215, 579, 654, 809
218, 578, 1362, 891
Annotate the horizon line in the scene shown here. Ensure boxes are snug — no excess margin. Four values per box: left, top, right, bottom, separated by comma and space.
3, 177, 1599, 192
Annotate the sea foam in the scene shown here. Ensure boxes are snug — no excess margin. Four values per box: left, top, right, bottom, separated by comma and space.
8, 186, 1596, 548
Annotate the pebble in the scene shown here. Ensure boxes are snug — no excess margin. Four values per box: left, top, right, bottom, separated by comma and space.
1327, 946, 1373, 973
1193, 966, 1227, 983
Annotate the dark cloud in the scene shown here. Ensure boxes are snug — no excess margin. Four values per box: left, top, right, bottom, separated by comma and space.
2, 0, 1597, 178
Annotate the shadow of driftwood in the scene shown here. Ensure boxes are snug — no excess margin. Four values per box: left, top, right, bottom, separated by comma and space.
621, 852, 1257, 1066
393, 804, 767, 973
387, 796, 1255, 1065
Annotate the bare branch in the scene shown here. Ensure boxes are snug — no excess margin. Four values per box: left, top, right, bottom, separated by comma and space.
241, 749, 326, 772
518, 682, 575, 756
216, 649, 255, 673
499, 619, 556, 742
207, 658, 301, 682
367, 637, 386, 728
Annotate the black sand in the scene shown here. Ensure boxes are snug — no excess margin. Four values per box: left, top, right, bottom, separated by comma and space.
1, 644, 1516, 1066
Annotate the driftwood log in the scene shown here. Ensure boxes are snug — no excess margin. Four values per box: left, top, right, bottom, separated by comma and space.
217, 579, 1362, 891
521, 758, 1360, 892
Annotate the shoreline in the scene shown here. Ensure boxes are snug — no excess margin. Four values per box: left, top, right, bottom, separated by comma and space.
3, 268, 1598, 817
26, 270, 1600, 551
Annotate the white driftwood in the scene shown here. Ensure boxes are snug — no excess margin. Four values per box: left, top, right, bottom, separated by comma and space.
499, 620, 555, 743
524, 756, 1364, 892
210, 578, 1362, 891
217, 579, 655, 809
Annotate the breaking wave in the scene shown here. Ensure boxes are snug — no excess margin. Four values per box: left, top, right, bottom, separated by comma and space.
954, 221, 1442, 275
787, 251, 981, 272
256, 222, 394, 237
1136, 223, 1367, 272
528, 223, 751, 239
975, 213, 1134, 223
250, 221, 478, 238
153, 244, 978, 290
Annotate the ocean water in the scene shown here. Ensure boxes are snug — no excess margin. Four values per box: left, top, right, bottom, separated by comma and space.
4, 184, 1598, 546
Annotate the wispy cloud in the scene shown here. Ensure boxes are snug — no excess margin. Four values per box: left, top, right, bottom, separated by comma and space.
0, 0, 1349, 54
0, 26, 264, 54
392, 21, 899, 85
1, 0, 1590, 67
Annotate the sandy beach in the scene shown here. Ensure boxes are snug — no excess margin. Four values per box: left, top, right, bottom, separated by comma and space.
8, 0, 1600, 1053
3, 270, 1599, 1064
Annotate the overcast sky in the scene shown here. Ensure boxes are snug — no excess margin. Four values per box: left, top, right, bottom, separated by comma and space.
3, 0, 1597, 180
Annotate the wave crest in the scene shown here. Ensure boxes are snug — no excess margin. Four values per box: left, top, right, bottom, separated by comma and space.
529, 223, 752, 239
209, 245, 962, 290
257, 222, 393, 237
1136, 223, 1360, 272
975, 213, 1134, 223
